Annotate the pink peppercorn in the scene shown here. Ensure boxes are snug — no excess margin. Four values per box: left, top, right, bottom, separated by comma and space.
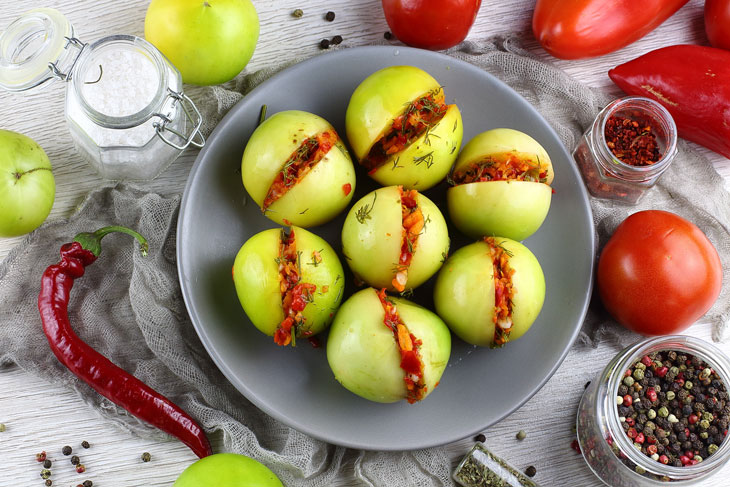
655, 366, 668, 378
646, 388, 658, 402
642, 355, 653, 367
659, 455, 670, 464
628, 427, 638, 439
636, 433, 645, 444
647, 444, 658, 455
623, 395, 633, 407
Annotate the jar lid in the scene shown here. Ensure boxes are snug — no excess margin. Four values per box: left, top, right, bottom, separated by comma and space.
0, 8, 75, 91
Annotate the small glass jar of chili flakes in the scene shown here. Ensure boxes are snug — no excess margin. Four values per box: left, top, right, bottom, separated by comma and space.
577, 336, 730, 486
573, 96, 677, 204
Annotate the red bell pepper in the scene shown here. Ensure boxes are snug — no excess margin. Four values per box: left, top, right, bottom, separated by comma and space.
609, 45, 730, 159
532, 0, 689, 59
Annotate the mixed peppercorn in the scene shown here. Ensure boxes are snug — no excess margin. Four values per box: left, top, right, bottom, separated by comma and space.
614, 351, 729, 468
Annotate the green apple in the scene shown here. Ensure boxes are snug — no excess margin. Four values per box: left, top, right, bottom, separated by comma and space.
327, 288, 451, 403
341, 185, 449, 292
433, 237, 545, 347
232, 226, 344, 343
144, 0, 259, 86
173, 453, 282, 487
448, 128, 554, 241
0, 129, 55, 237
346, 65, 463, 191
242, 110, 356, 228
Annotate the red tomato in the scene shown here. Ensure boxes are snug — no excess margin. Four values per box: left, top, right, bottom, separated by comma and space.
381, 0, 482, 50
597, 210, 722, 336
532, 0, 689, 59
706, 0, 730, 51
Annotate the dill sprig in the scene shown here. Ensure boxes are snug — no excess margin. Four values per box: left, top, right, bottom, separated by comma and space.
356, 191, 378, 224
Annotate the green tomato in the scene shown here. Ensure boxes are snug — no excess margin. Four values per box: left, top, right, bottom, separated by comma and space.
327, 288, 451, 403
433, 238, 545, 347
345, 65, 463, 191
341, 186, 449, 292
232, 226, 345, 341
0, 129, 55, 237
241, 110, 356, 228
173, 453, 282, 487
448, 128, 554, 241
144, 0, 259, 86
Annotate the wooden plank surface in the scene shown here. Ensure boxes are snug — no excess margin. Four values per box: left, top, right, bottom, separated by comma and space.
2, 1, 730, 486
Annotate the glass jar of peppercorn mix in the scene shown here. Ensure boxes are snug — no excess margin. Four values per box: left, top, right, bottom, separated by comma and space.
577, 336, 730, 486
572, 96, 677, 204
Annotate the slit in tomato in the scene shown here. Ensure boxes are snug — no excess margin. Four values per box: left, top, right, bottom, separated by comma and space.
451, 152, 549, 185
484, 237, 516, 347
360, 89, 448, 173
262, 129, 338, 210
273, 228, 317, 346
377, 289, 427, 403
392, 186, 424, 292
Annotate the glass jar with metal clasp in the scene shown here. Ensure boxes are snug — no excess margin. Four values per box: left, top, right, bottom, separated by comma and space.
0, 8, 205, 180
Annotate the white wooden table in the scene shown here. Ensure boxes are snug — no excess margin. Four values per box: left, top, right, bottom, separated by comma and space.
2, 1, 730, 486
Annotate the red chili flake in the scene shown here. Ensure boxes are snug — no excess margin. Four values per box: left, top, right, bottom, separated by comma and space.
570, 439, 581, 454
342, 183, 352, 196
282, 218, 292, 226
604, 115, 661, 166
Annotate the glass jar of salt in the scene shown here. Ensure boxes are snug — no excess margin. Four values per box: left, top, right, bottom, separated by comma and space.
0, 8, 204, 180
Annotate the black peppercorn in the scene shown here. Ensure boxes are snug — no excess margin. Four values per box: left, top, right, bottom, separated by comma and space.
331, 35, 343, 45
384, 31, 394, 40
324, 11, 335, 21
81, 441, 90, 449
474, 433, 486, 443
62, 445, 72, 456
319, 39, 331, 49
43, 459, 52, 468
70, 455, 80, 465
141, 452, 151, 462
44, 480, 52, 487
83, 480, 93, 487
525, 465, 537, 477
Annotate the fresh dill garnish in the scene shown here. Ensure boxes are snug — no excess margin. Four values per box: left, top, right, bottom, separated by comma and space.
355, 191, 378, 223
391, 157, 403, 170
413, 151, 435, 169
299, 208, 309, 214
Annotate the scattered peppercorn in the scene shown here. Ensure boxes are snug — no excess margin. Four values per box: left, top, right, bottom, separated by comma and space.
83, 480, 93, 487
474, 433, 486, 443
319, 39, 331, 49
525, 465, 537, 477
291, 8, 303, 18
81, 441, 90, 449
40, 469, 51, 480
71, 455, 80, 465
384, 31, 394, 40
0, 423, 5, 432
331, 35, 343, 45
45, 480, 52, 487
76, 464, 86, 474
325, 11, 335, 21
36, 451, 47, 462
43, 459, 52, 469
62, 445, 72, 456
516, 430, 527, 441
141, 452, 151, 462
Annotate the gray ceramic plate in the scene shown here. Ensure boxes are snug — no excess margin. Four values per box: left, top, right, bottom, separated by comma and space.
177, 46, 594, 451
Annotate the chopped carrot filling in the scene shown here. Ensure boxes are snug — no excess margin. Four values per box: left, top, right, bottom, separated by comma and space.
361, 90, 448, 172
273, 229, 316, 346
452, 152, 549, 185
377, 289, 426, 403
263, 129, 338, 210
392, 187, 423, 292
484, 237, 516, 347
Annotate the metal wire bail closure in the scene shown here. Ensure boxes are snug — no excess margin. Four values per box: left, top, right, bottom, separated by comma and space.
48, 36, 86, 82
152, 88, 205, 151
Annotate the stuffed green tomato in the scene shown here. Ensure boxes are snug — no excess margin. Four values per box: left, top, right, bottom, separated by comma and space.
241, 110, 356, 227
327, 288, 451, 403
341, 185, 449, 293
447, 128, 554, 241
346, 66, 463, 191
434, 237, 545, 348
232, 226, 344, 346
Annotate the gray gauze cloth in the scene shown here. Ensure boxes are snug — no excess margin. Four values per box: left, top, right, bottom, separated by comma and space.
1, 36, 730, 487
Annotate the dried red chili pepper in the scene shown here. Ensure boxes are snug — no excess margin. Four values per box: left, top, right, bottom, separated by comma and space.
609, 45, 730, 159
38, 226, 212, 459
604, 115, 661, 166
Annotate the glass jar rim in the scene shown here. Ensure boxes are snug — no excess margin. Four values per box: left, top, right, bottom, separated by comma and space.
592, 96, 678, 178
71, 34, 168, 130
607, 335, 730, 481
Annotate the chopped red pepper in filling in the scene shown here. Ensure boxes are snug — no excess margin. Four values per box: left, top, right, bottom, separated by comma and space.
484, 237, 516, 347
273, 228, 316, 346
377, 289, 426, 403
451, 152, 549, 185
262, 129, 338, 210
360, 90, 448, 172
392, 187, 424, 292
